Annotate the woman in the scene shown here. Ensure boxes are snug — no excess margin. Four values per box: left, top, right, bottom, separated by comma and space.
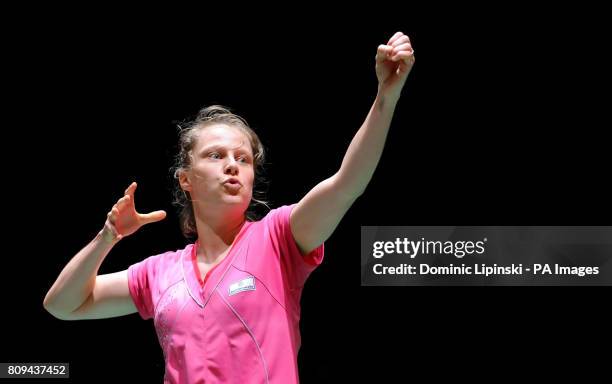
43, 31, 415, 383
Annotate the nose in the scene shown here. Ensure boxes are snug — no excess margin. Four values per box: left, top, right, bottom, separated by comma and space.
224, 157, 239, 176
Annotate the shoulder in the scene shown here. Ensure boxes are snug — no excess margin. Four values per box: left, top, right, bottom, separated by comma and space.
133, 247, 184, 267
128, 245, 193, 282
255, 204, 296, 228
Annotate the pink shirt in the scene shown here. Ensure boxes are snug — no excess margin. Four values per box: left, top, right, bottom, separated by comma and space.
127, 204, 324, 383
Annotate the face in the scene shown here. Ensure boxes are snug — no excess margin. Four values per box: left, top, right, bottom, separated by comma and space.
179, 124, 255, 215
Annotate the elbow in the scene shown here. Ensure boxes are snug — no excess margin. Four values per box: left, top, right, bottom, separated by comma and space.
44, 306, 74, 321
43, 291, 58, 314
42, 299, 59, 319
42, 293, 53, 312
43, 295, 72, 321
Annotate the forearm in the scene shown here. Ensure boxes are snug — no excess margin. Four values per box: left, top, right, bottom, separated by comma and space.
43, 227, 116, 315
335, 90, 400, 197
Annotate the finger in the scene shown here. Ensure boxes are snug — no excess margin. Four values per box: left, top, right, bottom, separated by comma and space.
391, 35, 410, 48
387, 31, 404, 46
109, 207, 120, 224
398, 58, 414, 74
124, 181, 137, 196
392, 50, 415, 62
140, 210, 167, 224
392, 43, 413, 55
376, 44, 394, 63
124, 181, 137, 204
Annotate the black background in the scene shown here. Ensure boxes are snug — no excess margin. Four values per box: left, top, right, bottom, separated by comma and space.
3, 3, 610, 383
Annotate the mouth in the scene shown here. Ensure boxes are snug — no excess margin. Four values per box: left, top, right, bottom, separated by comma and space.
223, 178, 242, 186
222, 178, 242, 192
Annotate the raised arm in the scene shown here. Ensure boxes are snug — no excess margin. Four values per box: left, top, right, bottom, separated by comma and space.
43, 182, 166, 320
290, 32, 415, 255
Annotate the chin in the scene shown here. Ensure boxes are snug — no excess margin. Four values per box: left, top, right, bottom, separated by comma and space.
222, 195, 248, 207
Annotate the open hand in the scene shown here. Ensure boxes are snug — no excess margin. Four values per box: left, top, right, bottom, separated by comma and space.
102, 182, 166, 243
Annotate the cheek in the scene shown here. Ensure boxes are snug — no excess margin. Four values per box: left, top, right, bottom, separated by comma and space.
192, 166, 216, 184
246, 170, 255, 186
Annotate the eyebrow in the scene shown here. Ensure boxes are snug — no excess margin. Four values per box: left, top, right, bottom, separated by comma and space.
199, 145, 253, 156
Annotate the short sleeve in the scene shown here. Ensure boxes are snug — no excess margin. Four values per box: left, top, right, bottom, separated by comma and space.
127, 255, 161, 320
264, 204, 325, 289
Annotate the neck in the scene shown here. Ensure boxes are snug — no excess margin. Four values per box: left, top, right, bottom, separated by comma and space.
193, 207, 246, 264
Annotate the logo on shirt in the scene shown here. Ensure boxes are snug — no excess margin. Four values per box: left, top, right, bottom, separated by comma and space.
228, 276, 256, 296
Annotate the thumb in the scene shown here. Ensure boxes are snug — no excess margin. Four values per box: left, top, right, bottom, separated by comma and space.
376, 44, 393, 64
140, 210, 167, 224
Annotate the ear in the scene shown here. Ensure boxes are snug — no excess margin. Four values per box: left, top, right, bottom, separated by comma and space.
178, 169, 192, 193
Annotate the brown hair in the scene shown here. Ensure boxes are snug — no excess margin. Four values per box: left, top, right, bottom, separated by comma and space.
170, 105, 269, 239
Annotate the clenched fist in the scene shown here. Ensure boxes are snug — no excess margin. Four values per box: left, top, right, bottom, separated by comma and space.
376, 31, 415, 98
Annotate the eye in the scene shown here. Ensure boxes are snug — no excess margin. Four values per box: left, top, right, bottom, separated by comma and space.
238, 154, 253, 164
208, 152, 221, 159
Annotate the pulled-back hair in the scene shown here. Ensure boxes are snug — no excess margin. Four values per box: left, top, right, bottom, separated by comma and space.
170, 105, 269, 239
